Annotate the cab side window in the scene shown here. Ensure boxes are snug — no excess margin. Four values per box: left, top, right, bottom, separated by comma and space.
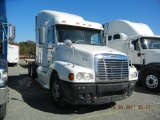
108, 35, 112, 41
113, 34, 120, 39
132, 39, 140, 51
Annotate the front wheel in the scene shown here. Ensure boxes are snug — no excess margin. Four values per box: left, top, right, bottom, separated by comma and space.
0, 103, 7, 120
51, 73, 67, 108
143, 71, 160, 92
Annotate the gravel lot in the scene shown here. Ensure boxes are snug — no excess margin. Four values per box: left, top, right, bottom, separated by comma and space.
4, 59, 160, 120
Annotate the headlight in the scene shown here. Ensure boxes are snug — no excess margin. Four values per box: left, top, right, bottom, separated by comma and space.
76, 73, 83, 80
84, 73, 92, 81
129, 65, 138, 80
2, 71, 8, 81
130, 71, 137, 79
0, 71, 8, 85
76, 73, 93, 81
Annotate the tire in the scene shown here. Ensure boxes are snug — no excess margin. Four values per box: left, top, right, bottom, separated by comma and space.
30, 65, 36, 79
28, 64, 31, 77
51, 73, 67, 108
0, 103, 7, 120
28, 62, 38, 79
142, 70, 160, 92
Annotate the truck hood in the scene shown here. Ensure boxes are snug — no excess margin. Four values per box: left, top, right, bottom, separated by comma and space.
73, 44, 127, 56
145, 50, 160, 64
55, 44, 128, 70
145, 49, 160, 56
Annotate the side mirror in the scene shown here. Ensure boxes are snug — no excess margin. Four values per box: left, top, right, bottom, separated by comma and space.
39, 27, 45, 44
129, 40, 134, 51
63, 39, 72, 48
130, 44, 135, 51
102, 31, 108, 46
105, 34, 108, 46
9, 24, 15, 41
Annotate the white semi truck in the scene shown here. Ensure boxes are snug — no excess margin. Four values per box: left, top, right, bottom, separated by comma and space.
104, 20, 160, 92
28, 10, 138, 108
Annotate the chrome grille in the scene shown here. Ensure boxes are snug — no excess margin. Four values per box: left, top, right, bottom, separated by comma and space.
95, 54, 129, 81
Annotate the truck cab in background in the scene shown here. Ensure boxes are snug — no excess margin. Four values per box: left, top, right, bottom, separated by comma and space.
29, 10, 138, 108
104, 20, 160, 92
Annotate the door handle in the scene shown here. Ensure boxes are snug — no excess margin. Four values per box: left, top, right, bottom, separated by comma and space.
137, 53, 141, 57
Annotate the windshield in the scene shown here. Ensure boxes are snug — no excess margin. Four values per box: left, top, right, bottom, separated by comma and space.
140, 37, 160, 49
56, 25, 104, 46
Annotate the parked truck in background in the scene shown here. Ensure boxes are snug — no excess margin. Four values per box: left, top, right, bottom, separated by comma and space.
104, 20, 160, 92
0, 0, 15, 119
28, 10, 138, 108
7, 43, 19, 66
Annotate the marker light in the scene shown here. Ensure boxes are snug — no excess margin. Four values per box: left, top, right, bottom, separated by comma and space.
76, 22, 80, 25
62, 20, 66, 23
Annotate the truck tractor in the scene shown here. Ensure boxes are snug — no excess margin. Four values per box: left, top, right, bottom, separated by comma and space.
29, 10, 138, 108
104, 19, 160, 92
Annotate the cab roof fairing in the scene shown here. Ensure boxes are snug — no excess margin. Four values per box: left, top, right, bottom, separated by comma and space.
36, 10, 103, 31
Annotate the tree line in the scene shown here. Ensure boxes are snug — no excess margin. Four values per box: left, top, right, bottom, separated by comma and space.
19, 40, 36, 58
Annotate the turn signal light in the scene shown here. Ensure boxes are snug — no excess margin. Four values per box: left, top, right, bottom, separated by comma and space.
68, 73, 74, 81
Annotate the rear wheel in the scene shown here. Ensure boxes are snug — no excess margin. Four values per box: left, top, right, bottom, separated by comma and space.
51, 73, 67, 108
0, 103, 7, 120
28, 64, 31, 76
30, 63, 37, 79
143, 70, 160, 92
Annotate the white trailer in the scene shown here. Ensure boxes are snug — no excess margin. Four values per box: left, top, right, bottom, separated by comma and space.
29, 10, 138, 108
7, 44, 19, 66
104, 20, 160, 92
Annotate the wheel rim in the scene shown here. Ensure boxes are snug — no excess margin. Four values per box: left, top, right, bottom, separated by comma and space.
145, 75, 158, 88
52, 80, 60, 102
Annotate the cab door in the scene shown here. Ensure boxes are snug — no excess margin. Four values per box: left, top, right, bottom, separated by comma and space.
38, 26, 56, 67
47, 26, 56, 64
38, 26, 56, 85
129, 39, 143, 65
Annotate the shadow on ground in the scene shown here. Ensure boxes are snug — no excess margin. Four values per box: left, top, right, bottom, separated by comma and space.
9, 63, 159, 114
8, 73, 116, 114
18, 63, 28, 69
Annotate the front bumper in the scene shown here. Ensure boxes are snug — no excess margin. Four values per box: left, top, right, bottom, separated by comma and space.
0, 87, 8, 105
61, 81, 136, 105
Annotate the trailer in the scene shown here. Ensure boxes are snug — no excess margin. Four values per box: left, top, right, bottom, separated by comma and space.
7, 44, 19, 66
